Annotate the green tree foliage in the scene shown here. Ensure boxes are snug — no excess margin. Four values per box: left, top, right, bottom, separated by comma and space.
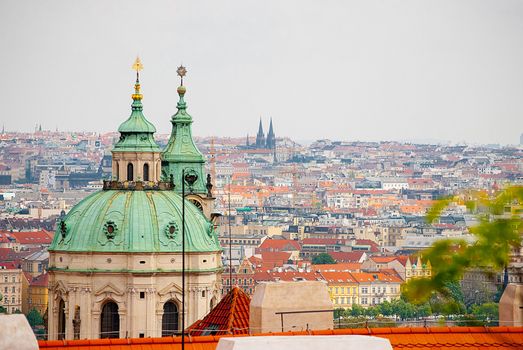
470, 302, 498, 321
349, 304, 365, 317
403, 186, 523, 304
26, 308, 44, 327
334, 308, 345, 319
312, 253, 336, 265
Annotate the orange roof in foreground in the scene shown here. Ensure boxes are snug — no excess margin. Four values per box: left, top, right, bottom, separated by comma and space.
38, 327, 523, 350
187, 286, 250, 336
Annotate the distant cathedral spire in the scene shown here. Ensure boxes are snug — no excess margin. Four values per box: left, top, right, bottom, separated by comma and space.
256, 117, 265, 148
266, 117, 275, 149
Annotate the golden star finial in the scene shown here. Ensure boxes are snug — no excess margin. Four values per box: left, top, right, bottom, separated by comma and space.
177, 65, 187, 86
177, 65, 187, 78
132, 57, 144, 72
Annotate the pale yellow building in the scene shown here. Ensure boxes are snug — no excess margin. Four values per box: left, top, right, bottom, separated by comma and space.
0, 263, 23, 313
322, 271, 359, 309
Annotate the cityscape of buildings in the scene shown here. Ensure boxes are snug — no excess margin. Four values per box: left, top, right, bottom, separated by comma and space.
1, 75, 522, 337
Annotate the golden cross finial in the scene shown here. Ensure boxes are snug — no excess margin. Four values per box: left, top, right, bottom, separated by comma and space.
177, 65, 187, 85
132, 57, 143, 82
131, 57, 144, 100
132, 57, 144, 72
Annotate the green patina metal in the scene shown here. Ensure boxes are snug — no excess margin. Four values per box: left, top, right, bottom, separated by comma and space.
113, 78, 160, 153
49, 190, 221, 253
162, 86, 207, 194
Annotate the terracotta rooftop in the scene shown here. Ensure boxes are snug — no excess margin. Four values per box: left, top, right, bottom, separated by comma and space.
31, 272, 49, 287
328, 251, 365, 263
370, 256, 398, 263
259, 251, 292, 267
38, 327, 523, 349
319, 271, 357, 283
257, 239, 301, 252
7, 230, 53, 245
187, 286, 250, 336
350, 272, 403, 283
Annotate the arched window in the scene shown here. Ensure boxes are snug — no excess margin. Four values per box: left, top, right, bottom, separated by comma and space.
143, 163, 149, 181
162, 301, 179, 336
127, 163, 134, 181
116, 163, 119, 181
100, 301, 119, 339
58, 298, 66, 340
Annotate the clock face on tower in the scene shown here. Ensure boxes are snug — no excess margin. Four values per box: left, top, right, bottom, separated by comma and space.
189, 199, 203, 212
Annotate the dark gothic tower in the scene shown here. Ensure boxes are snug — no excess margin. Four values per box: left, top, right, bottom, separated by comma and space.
255, 117, 265, 148
266, 117, 275, 150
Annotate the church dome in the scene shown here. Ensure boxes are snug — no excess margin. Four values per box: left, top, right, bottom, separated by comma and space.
50, 189, 220, 253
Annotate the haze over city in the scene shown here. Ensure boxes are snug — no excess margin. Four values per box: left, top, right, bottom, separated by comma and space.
1, 0, 523, 144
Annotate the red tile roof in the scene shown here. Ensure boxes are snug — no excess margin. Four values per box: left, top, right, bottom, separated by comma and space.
0, 247, 17, 261
257, 239, 301, 252
0, 261, 18, 269
31, 272, 49, 287
248, 255, 263, 267
260, 251, 292, 266
328, 251, 365, 263
38, 327, 523, 349
370, 256, 398, 263
187, 286, 250, 336
350, 272, 403, 283
354, 239, 380, 253
319, 271, 357, 283
8, 230, 53, 245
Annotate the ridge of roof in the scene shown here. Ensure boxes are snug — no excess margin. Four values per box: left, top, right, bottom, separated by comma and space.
38, 326, 523, 349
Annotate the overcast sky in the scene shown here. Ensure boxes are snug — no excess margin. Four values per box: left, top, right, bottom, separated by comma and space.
1, 0, 522, 144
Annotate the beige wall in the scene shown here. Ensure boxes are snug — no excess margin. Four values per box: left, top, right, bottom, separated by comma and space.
47, 251, 222, 340
499, 284, 523, 327
250, 281, 333, 333
112, 152, 162, 182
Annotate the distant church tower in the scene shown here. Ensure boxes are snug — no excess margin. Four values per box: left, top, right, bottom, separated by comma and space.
266, 118, 276, 150
255, 117, 265, 148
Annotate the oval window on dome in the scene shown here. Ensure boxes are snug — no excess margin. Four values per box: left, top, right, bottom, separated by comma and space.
104, 221, 118, 239
165, 221, 179, 240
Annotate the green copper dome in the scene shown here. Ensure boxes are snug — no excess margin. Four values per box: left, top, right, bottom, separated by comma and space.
50, 190, 220, 253
162, 84, 207, 194
113, 78, 161, 153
